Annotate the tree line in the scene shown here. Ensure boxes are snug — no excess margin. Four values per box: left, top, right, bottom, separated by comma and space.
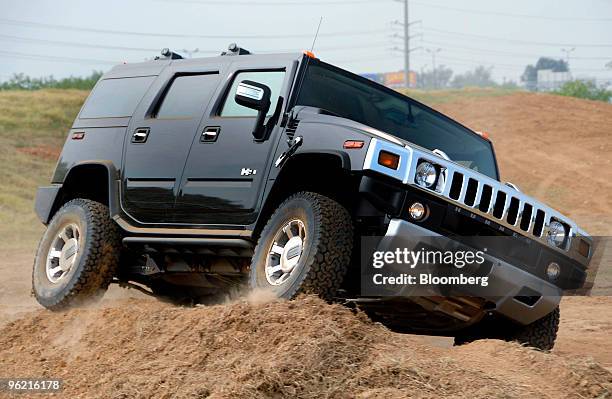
0, 71, 102, 90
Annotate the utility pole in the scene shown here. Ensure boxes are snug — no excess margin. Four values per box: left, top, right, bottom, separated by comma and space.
403, 0, 410, 88
561, 47, 575, 67
182, 48, 200, 58
426, 48, 441, 88
419, 64, 427, 89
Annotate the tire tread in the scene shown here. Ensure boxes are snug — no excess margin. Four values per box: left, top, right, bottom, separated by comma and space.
251, 191, 353, 300
33, 199, 120, 310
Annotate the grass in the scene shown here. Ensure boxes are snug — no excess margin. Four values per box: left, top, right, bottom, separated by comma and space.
399, 87, 522, 105
0, 89, 88, 139
0, 90, 88, 250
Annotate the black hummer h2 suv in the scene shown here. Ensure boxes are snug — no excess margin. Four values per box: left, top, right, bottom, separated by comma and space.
33, 45, 593, 350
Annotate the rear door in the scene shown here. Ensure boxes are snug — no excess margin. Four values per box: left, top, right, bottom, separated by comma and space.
174, 60, 294, 225
122, 64, 224, 223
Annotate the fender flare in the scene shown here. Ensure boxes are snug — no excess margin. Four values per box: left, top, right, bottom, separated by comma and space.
287, 149, 351, 170
251, 150, 355, 237
35, 161, 120, 224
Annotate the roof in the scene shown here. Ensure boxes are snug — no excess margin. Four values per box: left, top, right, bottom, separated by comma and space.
103, 52, 304, 79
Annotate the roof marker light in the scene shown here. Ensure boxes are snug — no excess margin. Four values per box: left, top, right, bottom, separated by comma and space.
475, 131, 490, 140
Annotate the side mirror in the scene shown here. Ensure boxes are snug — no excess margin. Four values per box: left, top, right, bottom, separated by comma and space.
235, 80, 271, 141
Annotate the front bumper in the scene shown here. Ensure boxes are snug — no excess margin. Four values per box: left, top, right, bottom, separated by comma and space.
374, 219, 562, 325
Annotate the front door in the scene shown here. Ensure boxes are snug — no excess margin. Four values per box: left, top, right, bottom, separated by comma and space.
122, 67, 223, 223
175, 65, 292, 225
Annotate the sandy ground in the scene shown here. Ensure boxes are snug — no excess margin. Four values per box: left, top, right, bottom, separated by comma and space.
0, 92, 610, 398
0, 292, 610, 398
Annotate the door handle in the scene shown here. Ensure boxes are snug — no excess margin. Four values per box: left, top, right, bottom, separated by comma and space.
201, 126, 220, 143
132, 127, 150, 143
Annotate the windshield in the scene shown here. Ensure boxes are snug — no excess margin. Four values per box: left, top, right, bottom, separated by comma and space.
295, 61, 499, 179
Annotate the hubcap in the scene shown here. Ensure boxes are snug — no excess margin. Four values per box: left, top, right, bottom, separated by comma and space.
265, 219, 306, 286
46, 223, 81, 284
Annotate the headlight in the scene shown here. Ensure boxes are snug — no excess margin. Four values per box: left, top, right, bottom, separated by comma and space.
547, 220, 567, 248
415, 162, 438, 188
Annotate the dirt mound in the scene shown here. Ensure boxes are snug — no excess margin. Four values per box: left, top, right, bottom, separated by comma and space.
1, 92, 611, 398
0, 295, 610, 399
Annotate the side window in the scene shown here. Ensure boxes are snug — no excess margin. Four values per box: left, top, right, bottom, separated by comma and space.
220, 71, 285, 117
80, 76, 155, 119
156, 73, 219, 119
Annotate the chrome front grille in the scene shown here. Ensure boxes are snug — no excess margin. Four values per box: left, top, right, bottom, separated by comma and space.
363, 137, 592, 262
444, 170, 547, 239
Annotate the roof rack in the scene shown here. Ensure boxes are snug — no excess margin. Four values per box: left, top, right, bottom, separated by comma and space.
221, 43, 251, 56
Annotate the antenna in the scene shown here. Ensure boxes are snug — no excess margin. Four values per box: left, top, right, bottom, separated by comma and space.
310, 17, 323, 53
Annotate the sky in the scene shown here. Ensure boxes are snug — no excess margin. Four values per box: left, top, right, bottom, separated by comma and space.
1, 0, 612, 85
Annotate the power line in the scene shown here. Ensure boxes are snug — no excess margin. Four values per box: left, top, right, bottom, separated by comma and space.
411, 1, 612, 22
285, 41, 392, 52
0, 50, 118, 65
156, 0, 379, 5
156, 0, 612, 23
0, 32, 392, 55
0, 33, 163, 53
3, 29, 605, 66
421, 27, 612, 48
0, 18, 387, 39
421, 40, 612, 61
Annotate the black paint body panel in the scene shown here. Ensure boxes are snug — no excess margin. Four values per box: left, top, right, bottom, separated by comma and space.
34, 185, 62, 224
37, 52, 482, 239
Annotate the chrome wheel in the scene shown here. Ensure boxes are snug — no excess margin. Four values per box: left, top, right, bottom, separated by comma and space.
45, 223, 81, 284
265, 219, 306, 286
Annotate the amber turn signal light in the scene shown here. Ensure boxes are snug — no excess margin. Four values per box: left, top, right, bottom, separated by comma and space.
378, 150, 400, 170
578, 239, 591, 257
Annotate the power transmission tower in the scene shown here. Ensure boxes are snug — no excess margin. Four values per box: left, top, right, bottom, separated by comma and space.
561, 47, 575, 67
403, 0, 410, 88
182, 48, 200, 58
426, 48, 441, 88
394, 1, 421, 88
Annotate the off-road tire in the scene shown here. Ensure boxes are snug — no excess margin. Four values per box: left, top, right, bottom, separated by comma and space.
32, 199, 121, 310
454, 307, 560, 351
250, 191, 353, 301
511, 307, 560, 351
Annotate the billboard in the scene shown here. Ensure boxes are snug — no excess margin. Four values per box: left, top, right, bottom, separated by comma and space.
360, 71, 417, 88
384, 71, 417, 88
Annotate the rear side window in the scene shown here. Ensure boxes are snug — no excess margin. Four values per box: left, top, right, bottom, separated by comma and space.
80, 76, 155, 119
156, 73, 219, 119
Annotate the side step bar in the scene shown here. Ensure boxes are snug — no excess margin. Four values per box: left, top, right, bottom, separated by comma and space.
113, 215, 252, 238
122, 237, 253, 249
